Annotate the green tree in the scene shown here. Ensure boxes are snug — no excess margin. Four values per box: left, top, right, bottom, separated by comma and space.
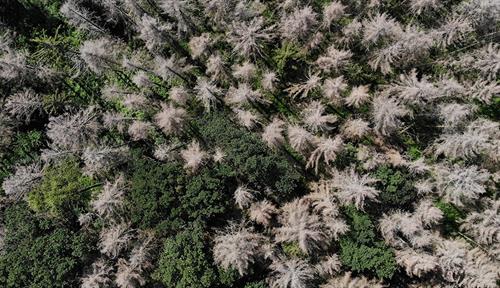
339, 206, 397, 280
244, 281, 268, 288
0, 203, 95, 288
27, 158, 96, 218
127, 150, 234, 234
435, 199, 465, 236
282, 242, 307, 258
272, 42, 305, 77
373, 165, 417, 209
0, 130, 44, 195
197, 113, 305, 202
153, 224, 219, 288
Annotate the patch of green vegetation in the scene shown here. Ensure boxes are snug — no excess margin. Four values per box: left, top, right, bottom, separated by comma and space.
217, 267, 239, 287
401, 134, 423, 160
244, 281, 268, 288
407, 146, 422, 160
477, 97, 500, 121
373, 165, 417, 209
22, 0, 64, 19
1, 130, 44, 173
0, 203, 95, 288
272, 42, 305, 77
334, 143, 358, 169
435, 200, 465, 236
342, 62, 386, 86
312, 0, 333, 8
282, 242, 307, 258
30, 27, 84, 69
283, 143, 306, 164
340, 206, 397, 280
261, 5, 277, 22
197, 113, 305, 202
126, 150, 234, 234
28, 158, 96, 218
12, 130, 44, 158
63, 76, 104, 106
153, 224, 232, 288
0, 131, 45, 189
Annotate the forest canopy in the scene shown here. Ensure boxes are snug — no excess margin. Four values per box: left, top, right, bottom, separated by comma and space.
0, 0, 499, 288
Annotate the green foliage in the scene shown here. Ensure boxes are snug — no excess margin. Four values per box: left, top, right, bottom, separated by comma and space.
344, 206, 376, 244
283, 143, 306, 163
282, 242, 306, 258
435, 200, 465, 236
197, 113, 305, 202
244, 281, 268, 288
407, 146, 423, 161
64, 75, 104, 106
272, 42, 305, 77
127, 150, 233, 234
0, 130, 43, 163
373, 165, 417, 209
217, 267, 239, 286
41, 74, 103, 112
21, 0, 64, 19
270, 93, 298, 118
261, 5, 276, 22
340, 206, 397, 280
342, 62, 386, 86
334, 143, 358, 169
30, 27, 103, 108
11, 130, 44, 162
312, 0, 333, 8
0, 203, 95, 288
127, 156, 186, 231
477, 97, 500, 120
27, 158, 95, 218
183, 167, 234, 220
31, 27, 84, 70
153, 225, 219, 288
0, 130, 44, 194
340, 240, 397, 280
401, 134, 423, 160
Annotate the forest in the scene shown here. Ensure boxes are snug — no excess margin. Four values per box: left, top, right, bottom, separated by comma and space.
0, 0, 499, 287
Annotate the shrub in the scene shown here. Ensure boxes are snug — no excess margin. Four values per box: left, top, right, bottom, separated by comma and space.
10, 130, 44, 163
182, 166, 234, 221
